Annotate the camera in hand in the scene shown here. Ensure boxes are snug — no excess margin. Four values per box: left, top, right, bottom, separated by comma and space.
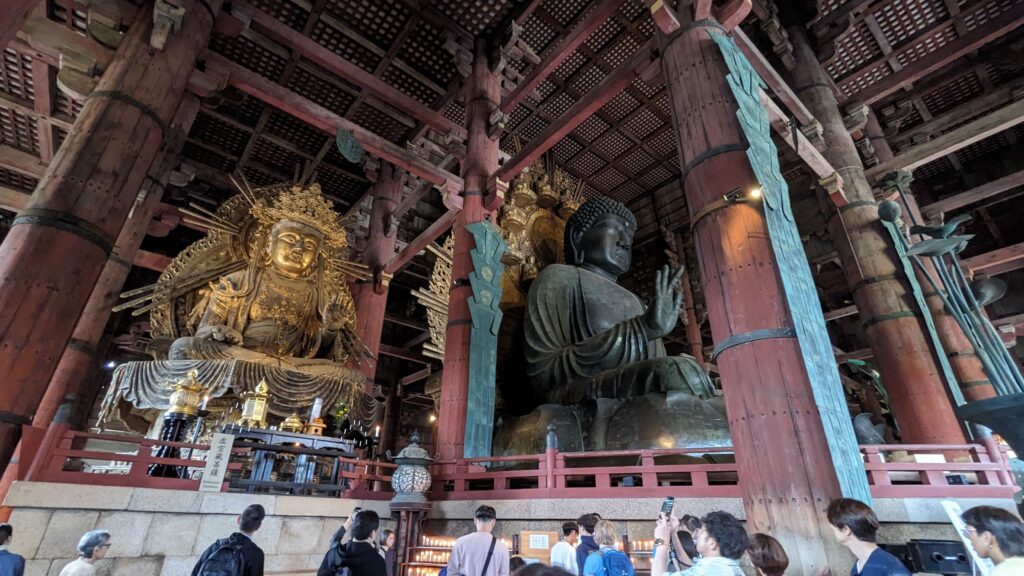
660, 497, 675, 517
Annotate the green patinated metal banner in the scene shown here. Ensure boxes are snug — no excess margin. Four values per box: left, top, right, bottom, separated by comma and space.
463, 220, 506, 458
709, 30, 872, 503
336, 127, 365, 164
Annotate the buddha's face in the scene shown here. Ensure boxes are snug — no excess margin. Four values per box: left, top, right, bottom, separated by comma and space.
268, 221, 322, 278
575, 213, 634, 278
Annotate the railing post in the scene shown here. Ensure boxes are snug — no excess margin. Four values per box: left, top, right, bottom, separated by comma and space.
862, 446, 891, 486
980, 436, 1012, 486
640, 451, 657, 488
544, 449, 556, 491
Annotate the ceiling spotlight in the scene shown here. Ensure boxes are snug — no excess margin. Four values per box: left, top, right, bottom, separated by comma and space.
428, 413, 437, 423
749, 187, 762, 199
104, 361, 117, 369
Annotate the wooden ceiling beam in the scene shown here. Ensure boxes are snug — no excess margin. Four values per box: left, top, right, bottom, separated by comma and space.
864, 97, 1024, 181
825, 304, 859, 322
501, 0, 623, 114
207, 53, 463, 194
922, 169, 1024, 218
379, 343, 432, 365
892, 76, 1024, 147
963, 241, 1024, 275
993, 313, 1024, 331
0, 144, 46, 179
383, 208, 458, 275
733, 27, 816, 127
229, 2, 466, 141
497, 40, 655, 182
845, 3, 1024, 105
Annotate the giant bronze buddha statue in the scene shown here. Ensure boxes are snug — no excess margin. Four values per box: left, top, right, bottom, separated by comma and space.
99, 183, 371, 431
524, 196, 713, 404
492, 195, 730, 453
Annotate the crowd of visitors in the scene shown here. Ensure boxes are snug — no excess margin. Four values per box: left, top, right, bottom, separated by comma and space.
3, 498, 1020, 576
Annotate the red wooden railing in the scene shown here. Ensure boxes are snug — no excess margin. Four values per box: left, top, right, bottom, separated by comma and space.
24, 429, 1018, 500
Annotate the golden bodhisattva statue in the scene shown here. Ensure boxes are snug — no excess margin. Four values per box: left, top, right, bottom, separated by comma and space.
99, 182, 372, 432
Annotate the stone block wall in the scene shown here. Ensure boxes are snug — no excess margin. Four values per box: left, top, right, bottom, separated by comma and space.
3, 482, 1016, 576
2, 482, 392, 576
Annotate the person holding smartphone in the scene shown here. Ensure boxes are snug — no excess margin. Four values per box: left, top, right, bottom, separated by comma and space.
652, 512, 747, 576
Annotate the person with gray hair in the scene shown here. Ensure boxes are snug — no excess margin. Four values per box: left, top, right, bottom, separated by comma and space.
58, 530, 111, 576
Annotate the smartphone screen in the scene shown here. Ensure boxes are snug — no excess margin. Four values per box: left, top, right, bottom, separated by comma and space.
660, 496, 674, 516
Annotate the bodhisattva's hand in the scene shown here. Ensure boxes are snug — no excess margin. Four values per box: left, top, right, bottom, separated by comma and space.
643, 265, 685, 339
195, 324, 244, 345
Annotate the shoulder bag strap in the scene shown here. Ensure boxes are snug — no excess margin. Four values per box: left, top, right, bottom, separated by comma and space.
480, 536, 498, 576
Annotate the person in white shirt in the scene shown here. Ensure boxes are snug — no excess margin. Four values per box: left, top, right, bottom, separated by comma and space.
448, 506, 510, 576
550, 522, 579, 574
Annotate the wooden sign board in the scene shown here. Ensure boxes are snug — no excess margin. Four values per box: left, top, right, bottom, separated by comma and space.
518, 531, 559, 562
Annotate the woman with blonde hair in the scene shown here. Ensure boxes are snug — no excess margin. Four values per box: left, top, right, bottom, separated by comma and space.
582, 520, 634, 576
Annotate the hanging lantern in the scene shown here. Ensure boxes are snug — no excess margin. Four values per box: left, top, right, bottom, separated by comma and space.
386, 431, 436, 503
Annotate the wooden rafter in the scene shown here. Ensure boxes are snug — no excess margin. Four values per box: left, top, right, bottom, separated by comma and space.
229, 1, 466, 140
497, 40, 655, 182
733, 28, 816, 127
845, 3, 1024, 105
501, 0, 623, 114
864, 98, 1024, 181
206, 53, 464, 193
922, 169, 1024, 218
384, 208, 458, 275
963, 241, 1024, 275
893, 75, 1024, 147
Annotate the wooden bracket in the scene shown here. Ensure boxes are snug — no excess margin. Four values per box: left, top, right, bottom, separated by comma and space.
694, 0, 713, 21
843, 100, 870, 136
440, 180, 464, 211
151, 0, 186, 51
187, 65, 229, 97
646, 0, 681, 35
757, 0, 794, 69
488, 107, 508, 139
443, 31, 473, 79
799, 119, 825, 151
715, 0, 753, 31
818, 172, 848, 209
85, 0, 136, 48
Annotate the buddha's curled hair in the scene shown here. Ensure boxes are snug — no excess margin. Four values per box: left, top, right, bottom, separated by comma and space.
563, 195, 637, 262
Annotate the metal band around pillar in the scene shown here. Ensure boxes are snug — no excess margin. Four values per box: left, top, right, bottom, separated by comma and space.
680, 143, 747, 184
12, 209, 113, 255
851, 273, 901, 294
862, 309, 919, 329
960, 380, 993, 389
711, 327, 797, 360
0, 411, 31, 426
67, 338, 96, 354
89, 91, 167, 135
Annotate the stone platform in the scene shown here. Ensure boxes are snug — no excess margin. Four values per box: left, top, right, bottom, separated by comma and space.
2, 481, 1017, 576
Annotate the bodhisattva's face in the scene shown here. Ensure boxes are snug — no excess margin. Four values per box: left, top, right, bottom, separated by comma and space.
269, 221, 322, 278
575, 213, 634, 279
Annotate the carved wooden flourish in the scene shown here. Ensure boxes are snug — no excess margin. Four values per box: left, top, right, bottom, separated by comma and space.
709, 30, 872, 503
463, 220, 507, 459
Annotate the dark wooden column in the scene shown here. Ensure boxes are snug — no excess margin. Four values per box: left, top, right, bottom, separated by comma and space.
352, 164, 405, 383
436, 40, 499, 463
789, 26, 965, 444
0, 0, 221, 471
658, 15, 848, 574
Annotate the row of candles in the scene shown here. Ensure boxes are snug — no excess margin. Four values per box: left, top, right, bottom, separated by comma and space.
406, 567, 443, 576
412, 550, 450, 564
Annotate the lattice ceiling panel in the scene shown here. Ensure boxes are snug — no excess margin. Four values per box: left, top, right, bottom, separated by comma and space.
965, 0, 1020, 31
592, 129, 634, 159
913, 155, 955, 179
183, 142, 234, 173
873, 0, 949, 49
382, 66, 440, 105
326, 0, 413, 50
614, 180, 645, 202
443, 99, 465, 126
954, 130, 1012, 164
252, 137, 304, 177
190, 112, 251, 157
921, 71, 984, 115
209, 92, 267, 128
895, 26, 958, 68
568, 150, 607, 175
639, 165, 675, 191
0, 49, 34, 102
240, 164, 278, 187
586, 18, 625, 53
518, 115, 550, 142
396, 23, 456, 89
550, 137, 583, 164
317, 164, 369, 205
826, 21, 883, 80
602, 34, 642, 69
553, 49, 588, 82
310, 20, 382, 73
602, 91, 642, 123
430, 0, 516, 35
209, 33, 289, 80
542, 92, 577, 118
0, 166, 38, 193
264, 109, 326, 156
54, 92, 83, 120
350, 103, 409, 143
542, 0, 591, 28
619, 147, 657, 175
521, 14, 559, 55
248, 0, 309, 31
646, 127, 678, 158
0, 107, 39, 155
570, 66, 608, 94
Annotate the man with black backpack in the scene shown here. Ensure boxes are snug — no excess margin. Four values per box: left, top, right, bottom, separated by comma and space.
447, 506, 509, 576
192, 504, 266, 576
318, 510, 386, 576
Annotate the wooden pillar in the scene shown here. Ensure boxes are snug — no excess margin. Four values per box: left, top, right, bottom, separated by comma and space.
0, 0, 221, 472
673, 234, 705, 366
789, 26, 965, 444
352, 164, 405, 383
379, 378, 402, 456
436, 40, 499, 463
866, 112, 996, 404
658, 18, 848, 573
0, 0, 40, 52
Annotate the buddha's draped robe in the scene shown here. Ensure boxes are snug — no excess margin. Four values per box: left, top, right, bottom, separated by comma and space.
524, 264, 713, 404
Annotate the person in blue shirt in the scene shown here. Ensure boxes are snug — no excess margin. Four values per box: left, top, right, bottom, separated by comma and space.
826, 499, 910, 576
0, 523, 24, 576
575, 513, 600, 576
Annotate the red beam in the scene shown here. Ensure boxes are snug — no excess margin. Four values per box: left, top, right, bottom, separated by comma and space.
733, 28, 814, 127
228, 2, 467, 141
501, 0, 623, 114
379, 343, 431, 365
0, 0, 39, 53
847, 5, 1024, 105
206, 52, 464, 195
922, 169, 1024, 218
384, 209, 457, 275
497, 41, 654, 181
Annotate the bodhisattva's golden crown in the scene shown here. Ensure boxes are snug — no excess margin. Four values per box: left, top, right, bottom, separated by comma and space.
251, 184, 349, 249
